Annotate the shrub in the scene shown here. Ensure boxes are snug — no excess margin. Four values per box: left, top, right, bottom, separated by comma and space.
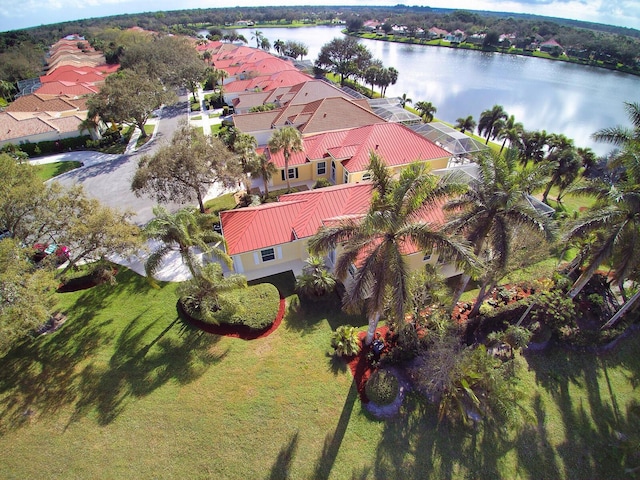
313, 178, 332, 189
365, 369, 400, 406
206, 283, 280, 331
331, 325, 361, 357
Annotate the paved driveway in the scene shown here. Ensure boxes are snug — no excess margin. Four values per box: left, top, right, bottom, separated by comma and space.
44, 96, 218, 225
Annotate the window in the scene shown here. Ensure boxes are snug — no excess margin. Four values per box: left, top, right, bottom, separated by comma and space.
423, 254, 432, 262
343, 170, 349, 184
362, 172, 371, 181
317, 161, 326, 175
331, 161, 336, 181
261, 248, 275, 262
280, 167, 298, 181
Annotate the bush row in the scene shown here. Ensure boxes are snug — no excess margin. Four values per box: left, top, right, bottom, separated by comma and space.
200, 283, 280, 331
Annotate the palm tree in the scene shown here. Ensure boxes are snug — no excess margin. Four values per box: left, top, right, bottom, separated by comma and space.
143, 206, 232, 281
232, 132, 258, 192
592, 101, 640, 147
251, 30, 264, 49
415, 101, 437, 123
443, 148, 556, 316
309, 153, 476, 345
541, 144, 582, 204
478, 105, 508, 145
455, 115, 476, 134
249, 153, 277, 200
400, 93, 412, 108
202, 50, 212, 65
267, 126, 303, 193
178, 263, 246, 322
274, 39, 285, 55
517, 129, 548, 166
295, 255, 337, 299
564, 145, 640, 300
497, 115, 523, 153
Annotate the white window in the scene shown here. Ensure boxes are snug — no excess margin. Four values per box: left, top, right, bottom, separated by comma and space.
317, 161, 326, 175
362, 172, 371, 181
261, 248, 275, 262
331, 161, 336, 181
280, 167, 298, 181
423, 254, 432, 262
343, 170, 349, 184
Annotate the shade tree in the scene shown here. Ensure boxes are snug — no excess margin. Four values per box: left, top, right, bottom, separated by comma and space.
315, 36, 373, 86
132, 122, 242, 213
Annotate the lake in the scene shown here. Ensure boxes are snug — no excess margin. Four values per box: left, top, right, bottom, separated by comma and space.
232, 26, 640, 155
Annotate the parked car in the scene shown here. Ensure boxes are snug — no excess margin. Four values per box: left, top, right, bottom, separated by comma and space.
33, 243, 70, 264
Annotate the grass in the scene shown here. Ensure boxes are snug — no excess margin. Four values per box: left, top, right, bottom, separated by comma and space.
135, 125, 156, 148
191, 115, 202, 121
204, 192, 236, 215
0, 265, 638, 479
210, 123, 223, 135
33, 161, 83, 180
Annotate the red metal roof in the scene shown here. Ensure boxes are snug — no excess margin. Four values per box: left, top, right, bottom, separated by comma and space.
268, 122, 450, 172
220, 183, 373, 255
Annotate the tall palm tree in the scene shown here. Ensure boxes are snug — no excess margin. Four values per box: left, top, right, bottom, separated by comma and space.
564, 104, 640, 300
478, 105, 508, 145
273, 39, 285, 55
232, 132, 258, 192
309, 153, 476, 345
267, 126, 303, 193
497, 115, 523, 153
541, 144, 582, 204
251, 30, 264, 49
444, 148, 556, 316
517, 129, 548, 166
143, 206, 232, 281
415, 101, 437, 123
455, 115, 476, 134
400, 93, 412, 108
249, 153, 277, 200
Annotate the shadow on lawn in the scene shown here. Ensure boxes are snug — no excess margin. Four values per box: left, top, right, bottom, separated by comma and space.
266, 431, 300, 480
312, 380, 359, 480
522, 336, 640, 479
0, 270, 226, 433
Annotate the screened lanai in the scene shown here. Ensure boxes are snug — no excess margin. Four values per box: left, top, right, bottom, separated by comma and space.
409, 122, 488, 157
368, 97, 422, 125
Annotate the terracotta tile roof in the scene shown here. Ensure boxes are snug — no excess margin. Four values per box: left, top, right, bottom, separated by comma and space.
34, 81, 100, 96
6, 93, 86, 112
0, 112, 55, 141
41, 68, 107, 84
234, 96, 384, 143
224, 70, 313, 94
220, 183, 373, 255
227, 57, 296, 77
232, 91, 272, 109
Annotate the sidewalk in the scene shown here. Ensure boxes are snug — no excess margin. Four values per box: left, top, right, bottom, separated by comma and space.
189, 87, 223, 136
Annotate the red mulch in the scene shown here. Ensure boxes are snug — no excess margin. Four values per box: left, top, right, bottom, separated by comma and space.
347, 326, 392, 402
182, 294, 286, 340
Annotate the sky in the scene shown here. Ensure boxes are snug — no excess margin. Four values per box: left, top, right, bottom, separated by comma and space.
1, 0, 639, 33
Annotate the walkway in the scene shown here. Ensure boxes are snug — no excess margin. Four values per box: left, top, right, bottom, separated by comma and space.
188, 87, 224, 136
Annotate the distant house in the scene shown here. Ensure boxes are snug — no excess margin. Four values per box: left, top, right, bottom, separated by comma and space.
445, 30, 465, 43
0, 111, 87, 147
428, 27, 448, 40
466, 33, 486, 46
363, 20, 381, 32
540, 39, 564, 54
222, 70, 314, 105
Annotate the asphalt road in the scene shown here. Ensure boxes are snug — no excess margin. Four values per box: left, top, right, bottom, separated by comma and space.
47, 96, 194, 225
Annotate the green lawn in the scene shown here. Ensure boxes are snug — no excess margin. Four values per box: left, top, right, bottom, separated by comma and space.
0, 267, 638, 479
34, 161, 83, 180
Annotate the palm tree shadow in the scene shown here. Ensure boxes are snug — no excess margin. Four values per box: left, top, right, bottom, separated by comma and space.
265, 431, 299, 480
312, 380, 358, 480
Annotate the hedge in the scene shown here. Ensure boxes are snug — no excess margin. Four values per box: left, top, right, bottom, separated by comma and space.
200, 283, 280, 331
